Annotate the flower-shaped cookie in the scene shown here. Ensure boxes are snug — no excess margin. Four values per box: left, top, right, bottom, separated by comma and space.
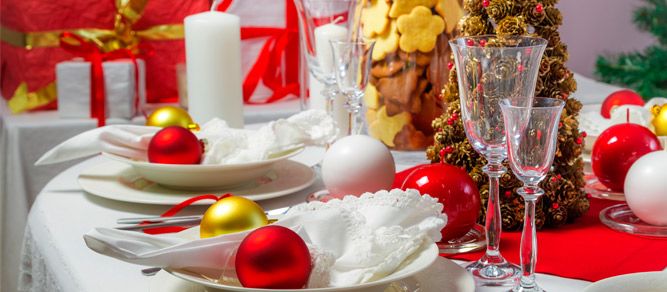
369, 106, 411, 147
364, 84, 380, 109
397, 6, 445, 53
372, 21, 399, 61
389, 0, 437, 18
435, 0, 464, 34
362, 0, 391, 38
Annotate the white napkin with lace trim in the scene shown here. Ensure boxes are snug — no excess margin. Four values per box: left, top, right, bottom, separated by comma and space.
83, 189, 447, 288
35, 109, 335, 165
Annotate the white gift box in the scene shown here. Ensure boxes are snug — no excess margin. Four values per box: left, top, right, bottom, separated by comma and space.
56, 58, 146, 119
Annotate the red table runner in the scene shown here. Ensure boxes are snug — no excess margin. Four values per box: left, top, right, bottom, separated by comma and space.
393, 166, 667, 282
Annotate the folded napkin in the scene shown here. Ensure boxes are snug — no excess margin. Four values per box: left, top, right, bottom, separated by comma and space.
36, 109, 336, 165
84, 189, 446, 288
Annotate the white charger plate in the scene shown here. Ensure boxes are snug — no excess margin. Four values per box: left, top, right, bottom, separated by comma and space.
160, 242, 469, 292
103, 147, 303, 190
583, 271, 667, 292
151, 256, 474, 292
78, 159, 315, 205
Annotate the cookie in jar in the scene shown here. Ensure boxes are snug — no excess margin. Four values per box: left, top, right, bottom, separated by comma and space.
361, 0, 463, 150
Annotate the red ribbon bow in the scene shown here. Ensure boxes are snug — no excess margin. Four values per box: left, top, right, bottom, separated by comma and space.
216, 0, 300, 104
59, 32, 141, 126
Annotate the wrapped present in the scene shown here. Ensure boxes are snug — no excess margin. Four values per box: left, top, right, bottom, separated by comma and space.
214, 0, 300, 104
1, 0, 209, 113
56, 58, 146, 120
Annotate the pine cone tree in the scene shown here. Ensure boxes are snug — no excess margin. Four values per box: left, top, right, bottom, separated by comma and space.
427, 0, 589, 230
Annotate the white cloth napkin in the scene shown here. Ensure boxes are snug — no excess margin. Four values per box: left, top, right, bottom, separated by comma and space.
84, 189, 447, 288
35, 109, 336, 165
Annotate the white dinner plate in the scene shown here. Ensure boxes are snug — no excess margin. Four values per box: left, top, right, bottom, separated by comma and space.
78, 159, 316, 205
151, 256, 474, 292
103, 146, 303, 190
153, 243, 474, 292
583, 271, 667, 292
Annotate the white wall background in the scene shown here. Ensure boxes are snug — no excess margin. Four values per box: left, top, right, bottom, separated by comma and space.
558, 0, 657, 78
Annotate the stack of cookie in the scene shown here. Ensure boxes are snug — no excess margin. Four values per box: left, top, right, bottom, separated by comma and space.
362, 0, 463, 150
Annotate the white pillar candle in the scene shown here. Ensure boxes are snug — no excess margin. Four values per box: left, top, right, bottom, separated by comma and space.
314, 23, 348, 72
312, 23, 350, 136
184, 11, 244, 128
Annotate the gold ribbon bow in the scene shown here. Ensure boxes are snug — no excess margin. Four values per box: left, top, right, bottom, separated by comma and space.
1, 0, 185, 113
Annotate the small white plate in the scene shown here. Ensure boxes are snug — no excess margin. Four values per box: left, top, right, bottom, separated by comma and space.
78, 159, 316, 205
103, 147, 303, 190
584, 271, 667, 292
155, 243, 473, 292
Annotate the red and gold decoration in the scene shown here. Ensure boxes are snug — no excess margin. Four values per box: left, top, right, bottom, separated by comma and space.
147, 126, 202, 164
146, 106, 199, 130
401, 163, 480, 241
199, 196, 268, 238
651, 103, 667, 136
592, 123, 662, 192
1, 0, 209, 113
600, 89, 645, 119
235, 225, 311, 289
428, 0, 589, 230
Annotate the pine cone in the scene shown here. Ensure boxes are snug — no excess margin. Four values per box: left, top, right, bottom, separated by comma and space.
495, 16, 527, 36
486, 0, 516, 21
522, 1, 546, 25
461, 15, 491, 36
544, 6, 563, 26
464, 0, 485, 15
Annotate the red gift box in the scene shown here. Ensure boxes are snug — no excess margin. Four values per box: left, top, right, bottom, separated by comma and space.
0, 0, 210, 113
1, 0, 301, 115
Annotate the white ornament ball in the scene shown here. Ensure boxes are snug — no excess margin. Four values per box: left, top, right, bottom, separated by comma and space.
321, 135, 395, 197
624, 151, 667, 226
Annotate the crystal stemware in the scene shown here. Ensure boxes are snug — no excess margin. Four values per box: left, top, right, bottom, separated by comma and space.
449, 35, 547, 286
330, 39, 375, 135
500, 97, 565, 292
293, 0, 359, 112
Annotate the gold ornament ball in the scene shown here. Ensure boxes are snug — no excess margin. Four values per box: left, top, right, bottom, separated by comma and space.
652, 105, 667, 136
200, 196, 268, 238
146, 106, 199, 130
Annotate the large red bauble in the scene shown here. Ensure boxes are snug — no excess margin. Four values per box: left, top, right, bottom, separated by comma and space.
401, 163, 481, 241
235, 225, 311, 289
592, 123, 662, 191
600, 89, 644, 118
147, 126, 202, 164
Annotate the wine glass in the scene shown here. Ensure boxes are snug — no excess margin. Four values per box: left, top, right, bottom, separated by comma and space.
500, 97, 565, 292
449, 35, 547, 286
329, 39, 375, 135
293, 0, 360, 112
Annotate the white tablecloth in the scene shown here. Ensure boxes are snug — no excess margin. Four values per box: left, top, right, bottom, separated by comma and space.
17, 154, 592, 292
0, 99, 301, 292
3, 74, 620, 291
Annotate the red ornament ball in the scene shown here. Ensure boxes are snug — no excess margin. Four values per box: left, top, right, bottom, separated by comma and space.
600, 90, 644, 118
401, 163, 481, 241
592, 123, 662, 192
147, 126, 202, 164
235, 225, 311, 289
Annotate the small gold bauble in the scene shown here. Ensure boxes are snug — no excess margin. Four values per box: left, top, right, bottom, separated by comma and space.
200, 196, 268, 238
146, 106, 199, 130
652, 105, 667, 136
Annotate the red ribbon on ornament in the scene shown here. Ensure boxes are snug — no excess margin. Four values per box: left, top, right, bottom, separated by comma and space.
214, 0, 300, 104
142, 193, 232, 235
59, 32, 143, 127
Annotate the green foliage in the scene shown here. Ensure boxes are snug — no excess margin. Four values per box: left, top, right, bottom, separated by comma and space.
596, 0, 667, 99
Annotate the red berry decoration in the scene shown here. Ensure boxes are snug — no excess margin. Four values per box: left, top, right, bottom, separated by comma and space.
235, 225, 311, 289
401, 163, 481, 241
600, 89, 644, 118
148, 126, 202, 164
592, 123, 662, 192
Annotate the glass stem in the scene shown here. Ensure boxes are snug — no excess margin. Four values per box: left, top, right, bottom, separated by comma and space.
345, 92, 363, 135
482, 162, 506, 262
323, 84, 338, 115
517, 186, 544, 290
